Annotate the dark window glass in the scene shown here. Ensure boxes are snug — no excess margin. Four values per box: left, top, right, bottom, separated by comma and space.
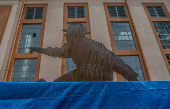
25, 7, 44, 19
66, 58, 76, 73
67, 6, 85, 18
166, 55, 170, 65
11, 59, 36, 82
17, 24, 41, 53
111, 22, 136, 50
119, 56, 144, 81
153, 22, 170, 49
108, 6, 127, 18
147, 6, 166, 18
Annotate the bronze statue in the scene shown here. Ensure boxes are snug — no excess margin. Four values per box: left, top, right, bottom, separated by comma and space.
29, 23, 138, 82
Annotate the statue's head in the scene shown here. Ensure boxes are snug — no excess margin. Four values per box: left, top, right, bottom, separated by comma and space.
62, 23, 90, 42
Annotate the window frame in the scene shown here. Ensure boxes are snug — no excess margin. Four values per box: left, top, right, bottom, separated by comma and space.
61, 3, 91, 75
143, 3, 170, 74
104, 3, 149, 81
4, 4, 47, 82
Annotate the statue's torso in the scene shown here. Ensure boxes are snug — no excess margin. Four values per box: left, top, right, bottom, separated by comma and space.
69, 38, 113, 81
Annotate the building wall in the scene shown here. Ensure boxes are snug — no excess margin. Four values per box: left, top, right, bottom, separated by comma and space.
0, 0, 21, 82
0, 0, 170, 82
127, 0, 170, 80
25, 0, 125, 81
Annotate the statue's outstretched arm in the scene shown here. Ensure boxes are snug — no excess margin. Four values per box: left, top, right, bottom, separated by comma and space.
29, 43, 70, 58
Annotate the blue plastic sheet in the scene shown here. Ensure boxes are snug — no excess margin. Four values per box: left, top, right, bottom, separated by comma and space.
0, 81, 170, 109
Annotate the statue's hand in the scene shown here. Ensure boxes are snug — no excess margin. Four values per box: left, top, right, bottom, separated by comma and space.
29, 47, 44, 54
29, 47, 37, 54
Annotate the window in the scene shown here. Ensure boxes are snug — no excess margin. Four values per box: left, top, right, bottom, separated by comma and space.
0, 5, 12, 44
61, 3, 91, 75
153, 22, 170, 49
111, 22, 136, 50
108, 6, 127, 18
144, 4, 170, 74
166, 55, 170, 65
17, 24, 42, 53
147, 6, 166, 18
119, 56, 144, 81
25, 7, 44, 19
66, 58, 76, 73
104, 3, 148, 81
67, 6, 85, 18
10, 59, 36, 82
5, 5, 47, 82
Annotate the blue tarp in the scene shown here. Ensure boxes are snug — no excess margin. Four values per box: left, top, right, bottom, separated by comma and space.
0, 81, 170, 109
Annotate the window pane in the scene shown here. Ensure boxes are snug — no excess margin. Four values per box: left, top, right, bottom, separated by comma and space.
10, 59, 36, 82
117, 6, 127, 17
166, 55, 170, 65
108, 6, 117, 17
25, 8, 34, 19
108, 6, 127, 18
67, 6, 85, 18
111, 22, 136, 50
77, 7, 85, 18
66, 58, 76, 73
34, 7, 44, 19
153, 22, 170, 49
17, 24, 41, 53
67, 7, 76, 18
119, 56, 144, 81
147, 6, 166, 18
25, 7, 44, 19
